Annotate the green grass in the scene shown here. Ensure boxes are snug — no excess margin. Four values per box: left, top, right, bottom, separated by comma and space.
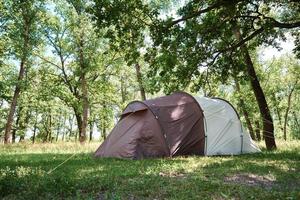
0, 140, 299, 200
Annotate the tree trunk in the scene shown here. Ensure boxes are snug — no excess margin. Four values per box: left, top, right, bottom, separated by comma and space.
283, 81, 297, 140
56, 119, 61, 142
62, 113, 67, 142
32, 114, 38, 144
101, 103, 108, 140
77, 28, 88, 143
120, 75, 126, 103
11, 107, 22, 144
89, 120, 93, 141
43, 115, 49, 143
255, 120, 261, 141
102, 126, 107, 140
68, 114, 74, 141
17, 109, 30, 143
272, 93, 283, 132
234, 77, 256, 140
74, 110, 82, 142
293, 111, 300, 135
233, 26, 276, 149
12, 129, 17, 143
4, 61, 25, 143
19, 135, 24, 142
48, 113, 52, 143
89, 105, 93, 142
135, 63, 146, 101
80, 74, 88, 143
4, 15, 30, 144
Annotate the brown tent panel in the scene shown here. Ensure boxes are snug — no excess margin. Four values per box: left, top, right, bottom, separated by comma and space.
95, 92, 205, 159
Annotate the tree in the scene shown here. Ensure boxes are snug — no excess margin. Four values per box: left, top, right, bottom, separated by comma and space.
147, 1, 300, 149
36, 0, 125, 143
37, 0, 94, 143
3, 0, 44, 143
261, 55, 300, 140
90, 0, 156, 100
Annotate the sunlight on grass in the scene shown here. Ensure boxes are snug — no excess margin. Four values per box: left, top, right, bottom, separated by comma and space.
0, 139, 299, 199
0, 142, 99, 155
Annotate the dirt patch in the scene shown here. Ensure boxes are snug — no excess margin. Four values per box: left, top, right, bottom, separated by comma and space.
97, 193, 105, 200
159, 171, 187, 179
224, 173, 276, 189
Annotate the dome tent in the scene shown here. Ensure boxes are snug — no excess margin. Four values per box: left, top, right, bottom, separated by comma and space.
94, 92, 260, 159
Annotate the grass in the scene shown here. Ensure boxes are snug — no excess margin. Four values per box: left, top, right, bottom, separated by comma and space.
0, 140, 299, 200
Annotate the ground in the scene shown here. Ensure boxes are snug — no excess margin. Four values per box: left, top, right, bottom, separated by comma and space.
0, 140, 299, 200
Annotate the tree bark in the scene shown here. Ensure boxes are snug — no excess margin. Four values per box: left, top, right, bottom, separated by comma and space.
272, 93, 283, 132
135, 63, 146, 101
283, 81, 298, 140
68, 114, 75, 141
243, 107, 256, 140
233, 26, 276, 150
102, 126, 107, 140
62, 113, 67, 142
74, 110, 82, 142
12, 129, 17, 143
77, 25, 88, 143
19, 135, 24, 142
32, 114, 38, 144
89, 120, 93, 141
48, 113, 52, 143
80, 73, 88, 143
4, 61, 25, 143
12, 107, 22, 143
56, 117, 62, 142
234, 77, 256, 140
43, 115, 49, 143
120, 75, 126, 103
101, 103, 108, 140
293, 111, 299, 135
255, 120, 261, 141
4, 13, 30, 144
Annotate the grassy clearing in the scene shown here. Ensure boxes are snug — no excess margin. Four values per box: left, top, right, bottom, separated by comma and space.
0, 140, 299, 200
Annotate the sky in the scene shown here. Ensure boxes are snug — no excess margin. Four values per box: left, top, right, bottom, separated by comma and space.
259, 34, 295, 62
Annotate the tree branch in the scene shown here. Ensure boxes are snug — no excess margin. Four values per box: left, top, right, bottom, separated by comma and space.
220, 27, 264, 52
35, 53, 62, 69
219, 19, 300, 53
168, 0, 242, 27
271, 20, 300, 29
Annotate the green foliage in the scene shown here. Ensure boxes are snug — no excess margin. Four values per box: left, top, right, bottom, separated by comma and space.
260, 55, 300, 139
147, 0, 299, 94
3, 0, 45, 60
0, 0, 299, 144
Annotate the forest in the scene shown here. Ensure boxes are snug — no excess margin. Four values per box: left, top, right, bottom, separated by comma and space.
1, 0, 299, 147
0, 0, 299, 199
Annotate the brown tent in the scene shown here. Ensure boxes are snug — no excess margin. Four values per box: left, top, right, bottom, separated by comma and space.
95, 92, 205, 159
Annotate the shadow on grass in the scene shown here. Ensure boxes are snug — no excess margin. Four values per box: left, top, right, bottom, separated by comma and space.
0, 148, 299, 199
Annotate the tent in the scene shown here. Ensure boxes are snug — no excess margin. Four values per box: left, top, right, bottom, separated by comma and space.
95, 92, 260, 159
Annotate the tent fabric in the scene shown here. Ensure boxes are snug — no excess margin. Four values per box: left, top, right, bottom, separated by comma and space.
94, 107, 170, 159
95, 92, 206, 159
95, 92, 260, 159
194, 97, 260, 155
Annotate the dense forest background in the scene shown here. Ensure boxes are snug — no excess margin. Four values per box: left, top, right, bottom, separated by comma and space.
0, 0, 299, 149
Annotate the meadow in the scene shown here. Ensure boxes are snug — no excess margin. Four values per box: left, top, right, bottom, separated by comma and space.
0, 140, 299, 200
